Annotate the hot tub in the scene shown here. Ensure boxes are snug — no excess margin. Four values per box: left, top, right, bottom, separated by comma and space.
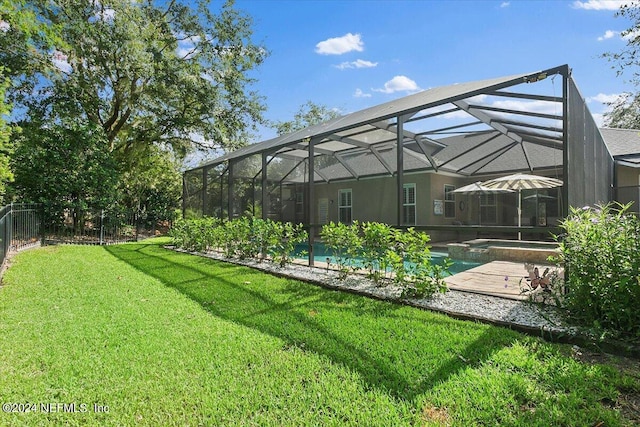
447, 239, 560, 264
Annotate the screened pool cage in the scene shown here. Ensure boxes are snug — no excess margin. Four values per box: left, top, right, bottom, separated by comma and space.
184, 65, 614, 253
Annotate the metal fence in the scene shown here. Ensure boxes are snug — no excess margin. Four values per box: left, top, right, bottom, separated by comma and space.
0, 203, 173, 270
43, 208, 141, 246
0, 203, 42, 268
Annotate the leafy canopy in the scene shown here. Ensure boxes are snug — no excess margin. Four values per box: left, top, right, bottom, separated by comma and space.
602, 3, 640, 128
11, 121, 119, 224
273, 101, 341, 136
7, 0, 268, 157
3, 0, 268, 219
0, 0, 63, 202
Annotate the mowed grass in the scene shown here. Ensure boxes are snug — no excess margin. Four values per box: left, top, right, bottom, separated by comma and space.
0, 238, 637, 426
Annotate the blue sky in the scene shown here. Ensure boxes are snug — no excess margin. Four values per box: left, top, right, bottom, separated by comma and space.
233, 0, 636, 143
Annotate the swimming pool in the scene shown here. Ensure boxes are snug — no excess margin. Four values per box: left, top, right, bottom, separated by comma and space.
294, 243, 481, 276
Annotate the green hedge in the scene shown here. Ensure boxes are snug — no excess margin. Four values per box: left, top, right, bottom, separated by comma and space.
169, 217, 308, 267
557, 203, 640, 340
321, 221, 450, 299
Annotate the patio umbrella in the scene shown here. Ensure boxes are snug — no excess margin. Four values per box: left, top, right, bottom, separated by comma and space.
452, 182, 514, 225
481, 174, 563, 239
523, 193, 556, 201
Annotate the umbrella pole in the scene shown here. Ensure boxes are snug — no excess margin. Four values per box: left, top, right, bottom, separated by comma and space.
518, 190, 522, 240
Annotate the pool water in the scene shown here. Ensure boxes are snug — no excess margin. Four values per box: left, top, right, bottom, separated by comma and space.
294, 243, 481, 276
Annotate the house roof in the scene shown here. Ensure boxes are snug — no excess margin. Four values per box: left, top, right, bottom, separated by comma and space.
599, 127, 640, 156
599, 127, 640, 168
189, 65, 570, 182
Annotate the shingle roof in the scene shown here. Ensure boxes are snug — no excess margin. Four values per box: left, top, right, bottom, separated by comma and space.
599, 127, 640, 157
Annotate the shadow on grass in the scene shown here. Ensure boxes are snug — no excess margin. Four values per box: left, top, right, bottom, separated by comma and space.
105, 242, 519, 402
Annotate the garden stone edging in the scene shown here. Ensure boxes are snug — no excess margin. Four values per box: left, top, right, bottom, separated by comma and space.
168, 246, 640, 359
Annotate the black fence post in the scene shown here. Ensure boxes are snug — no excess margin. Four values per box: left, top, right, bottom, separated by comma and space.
7, 203, 12, 254
40, 204, 46, 246
99, 209, 104, 245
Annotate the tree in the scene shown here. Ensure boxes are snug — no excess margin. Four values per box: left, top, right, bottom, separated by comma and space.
0, 73, 13, 201
272, 101, 341, 135
11, 121, 119, 229
7, 0, 267, 155
603, 92, 640, 128
0, 0, 62, 203
3, 0, 268, 221
117, 147, 182, 227
602, 3, 640, 127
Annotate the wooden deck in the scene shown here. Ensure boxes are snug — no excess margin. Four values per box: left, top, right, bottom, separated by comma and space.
293, 257, 556, 301
444, 260, 556, 300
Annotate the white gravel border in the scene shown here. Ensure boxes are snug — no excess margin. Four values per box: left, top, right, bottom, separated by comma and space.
170, 246, 578, 337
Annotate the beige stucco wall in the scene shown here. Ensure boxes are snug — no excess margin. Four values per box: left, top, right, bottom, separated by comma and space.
312, 172, 475, 226
302, 171, 571, 241
616, 165, 640, 211
617, 165, 640, 187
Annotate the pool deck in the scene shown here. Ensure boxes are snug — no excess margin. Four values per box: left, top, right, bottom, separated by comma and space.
295, 256, 557, 301
444, 260, 556, 301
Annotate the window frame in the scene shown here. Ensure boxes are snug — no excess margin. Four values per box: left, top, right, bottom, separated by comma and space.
403, 183, 417, 225
338, 188, 353, 224
444, 184, 456, 219
480, 193, 498, 224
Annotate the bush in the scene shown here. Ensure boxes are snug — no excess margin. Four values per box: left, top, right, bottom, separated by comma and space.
267, 221, 308, 267
360, 221, 394, 283
320, 221, 362, 279
321, 221, 450, 298
394, 228, 450, 299
169, 217, 219, 252
170, 217, 307, 268
557, 203, 640, 340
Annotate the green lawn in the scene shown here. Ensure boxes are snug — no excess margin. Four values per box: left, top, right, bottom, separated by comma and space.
0, 238, 637, 426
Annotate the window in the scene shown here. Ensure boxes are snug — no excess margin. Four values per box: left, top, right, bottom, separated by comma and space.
295, 191, 304, 216
480, 193, 497, 224
338, 189, 352, 223
444, 185, 456, 218
403, 183, 416, 225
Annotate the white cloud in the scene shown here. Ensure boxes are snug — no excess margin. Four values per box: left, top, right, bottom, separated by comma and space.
373, 75, 421, 94
586, 94, 624, 126
97, 8, 115, 21
0, 20, 10, 32
595, 28, 640, 41
598, 30, 618, 41
587, 92, 624, 104
354, 88, 371, 98
52, 51, 72, 74
176, 35, 201, 59
572, 0, 626, 10
592, 113, 605, 127
500, 2, 510, 8
622, 28, 640, 40
315, 33, 364, 55
334, 59, 378, 70
491, 99, 560, 115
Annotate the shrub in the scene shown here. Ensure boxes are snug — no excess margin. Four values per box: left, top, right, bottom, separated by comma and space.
170, 217, 306, 268
392, 227, 450, 298
320, 221, 362, 279
321, 221, 450, 298
169, 217, 219, 252
267, 221, 308, 268
360, 221, 394, 283
557, 203, 640, 340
